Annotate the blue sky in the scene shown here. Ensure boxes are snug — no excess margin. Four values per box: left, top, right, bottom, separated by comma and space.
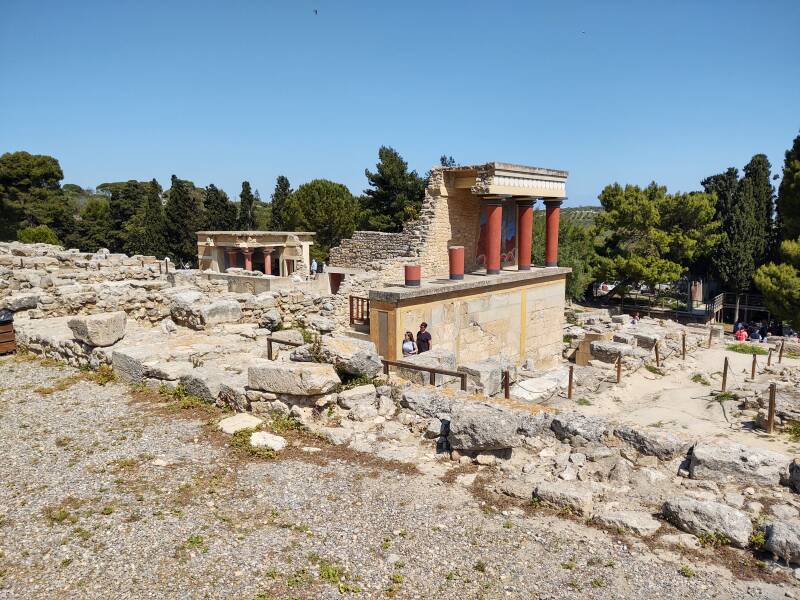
1, 1, 798, 206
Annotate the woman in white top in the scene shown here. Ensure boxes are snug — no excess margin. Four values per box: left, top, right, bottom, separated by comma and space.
402, 331, 417, 356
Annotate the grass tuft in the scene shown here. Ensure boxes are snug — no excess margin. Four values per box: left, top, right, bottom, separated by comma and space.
727, 343, 768, 356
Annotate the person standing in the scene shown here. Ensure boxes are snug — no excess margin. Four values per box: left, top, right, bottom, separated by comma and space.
416, 322, 431, 354
401, 331, 417, 356
310, 258, 318, 276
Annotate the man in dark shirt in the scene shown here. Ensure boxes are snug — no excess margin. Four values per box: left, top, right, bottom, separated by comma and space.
416, 322, 432, 353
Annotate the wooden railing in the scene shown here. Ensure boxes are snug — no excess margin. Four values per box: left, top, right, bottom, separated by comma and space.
381, 358, 467, 391
705, 293, 724, 318
349, 295, 370, 326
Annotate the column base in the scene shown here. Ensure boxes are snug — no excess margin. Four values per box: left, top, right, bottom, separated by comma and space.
486, 268, 500, 275
545, 261, 558, 267
517, 264, 531, 271
449, 274, 464, 280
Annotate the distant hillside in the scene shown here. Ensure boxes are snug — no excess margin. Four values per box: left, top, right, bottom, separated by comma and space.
533, 205, 602, 227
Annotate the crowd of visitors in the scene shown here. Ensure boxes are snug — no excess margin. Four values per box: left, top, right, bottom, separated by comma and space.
733, 320, 796, 342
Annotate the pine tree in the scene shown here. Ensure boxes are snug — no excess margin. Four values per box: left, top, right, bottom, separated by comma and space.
164, 175, 198, 266
777, 133, 800, 243
236, 181, 255, 230
202, 184, 237, 231
76, 197, 113, 252
362, 146, 425, 232
270, 176, 292, 230
742, 154, 774, 264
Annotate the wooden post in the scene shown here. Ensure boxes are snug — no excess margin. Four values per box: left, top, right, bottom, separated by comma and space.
779, 340, 785, 364
751, 353, 757, 380
708, 329, 713, 349
616, 354, 622, 384
682, 332, 686, 360
383, 361, 389, 376
503, 370, 510, 399
460, 375, 467, 392
429, 370, 436, 386
567, 365, 574, 399
158, 262, 162, 274
721, 356, 729, 392
768, 348, 773, 367
767, 383, 776, 434
654, 342, 660, 368
267, 338, 273, 360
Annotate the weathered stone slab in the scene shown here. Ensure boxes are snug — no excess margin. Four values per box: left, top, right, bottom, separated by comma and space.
218, 413, 263, 434
250, 431, 287, 451
589, 340, 634, 363
458, 359, 502, 396
534, 481, 593, 516
613, 425, 691, 460
447, 402, 521, 451
291, 336, 382, 378
67, 311, 127, 347
594, 510, 661, 536
689, 440, 789, 486
400, 386, 453, 418
765, 521, 800, 564
633, 332, 660, 350
551, 413, 610, 443
662, 497, 752, 548
337, 384, 376, 409
200, 299, 241, 326
248, 361, 340, 396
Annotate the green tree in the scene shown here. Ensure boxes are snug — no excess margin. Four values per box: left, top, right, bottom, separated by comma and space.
754, 235, 800, 329
17, 225, 60, 245
594, 182, 719, 298
124, 180, 167, 257
0, 151, 68, 241
75, 197, 113, 252
361, 146, 425, 232
98, 180, 149, 252
236, 181, 255, 230
742, 153, 775, 264
777, 133, 800, 243
284, 179, 358, 260
164, 175, 199, 266
270, 175, 292, 230
202, 184, 237, 231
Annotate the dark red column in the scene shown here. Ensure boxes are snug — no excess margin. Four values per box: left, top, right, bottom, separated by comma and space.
448, 246, 464, 280
225, 248, 239, 269
404, 264, 421, 287
262, 248, 273, 275
242, 249, 253, 271
484, 198, 504, 274
544, 199, 563, 267
516, 198, 534, 271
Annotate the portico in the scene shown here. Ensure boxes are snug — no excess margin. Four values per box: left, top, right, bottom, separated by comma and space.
197, 231, 315, 277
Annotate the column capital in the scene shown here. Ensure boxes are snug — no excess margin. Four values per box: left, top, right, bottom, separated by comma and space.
515, 197, 536, 207
481, 195, 510, 206
543, 198, 565, 207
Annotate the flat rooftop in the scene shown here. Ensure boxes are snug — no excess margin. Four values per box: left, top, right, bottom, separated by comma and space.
369, 266, 570, 303
196, 231, 315, 236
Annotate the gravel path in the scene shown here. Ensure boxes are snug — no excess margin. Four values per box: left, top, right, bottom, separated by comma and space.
0, 356, 790, 599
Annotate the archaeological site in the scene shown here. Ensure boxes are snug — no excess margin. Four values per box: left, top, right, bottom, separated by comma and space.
2, 161, 800, 599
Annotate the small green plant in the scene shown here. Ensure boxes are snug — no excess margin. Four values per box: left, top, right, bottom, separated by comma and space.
287, 568, 313, 588
788, 422, 800, 442
44, 507, 77, 525
389, 572, 404, 584
72, 527, 91, 541
100, 505, 114, 516
318, 560, 342, 584
590, 577, 605, 588
381, 537, 391, 550
529, 496, 542, 509
502, 520, 513, 529
697, 530, 731, 548
88, 364, 116, 385
644, 364, 663, 376
264, 567, 279, 579
230, 428, 275, 460
445, 570, 458, 581
691, 373, 710, 385
60, 557, 73, 568
560, 560, 576, 570
728, 343, 768, 356
749, 530, 766, 550
678, 564, 696, 578
575, 398, 592, 406
269, 412, 304, 435
714, 391, 739, 402
184, 534, 208, 552
336, 372, 376, 392
473, 560, 487, 573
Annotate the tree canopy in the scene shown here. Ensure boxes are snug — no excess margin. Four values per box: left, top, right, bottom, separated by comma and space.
743, 154, 775, 263
594, 182, 719, 294
269, 175, 292, 230
754, 235, 800, 329
164, 175, 199, 266
236, 181, 255, 230
777, 133, 800, 243
202, 184, 237, 231
284, 179, 358, 261
361, 146, 425, 232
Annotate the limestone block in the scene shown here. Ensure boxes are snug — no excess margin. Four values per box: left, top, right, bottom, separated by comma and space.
217, 413, 263, 434
398, 348, 456, 386
200, 299, 241, 326
67, 311, 127, 347
458, 359, 502, 396
248, 361, 340, 396
689, 440, 789, 486
662, 497, 752, 548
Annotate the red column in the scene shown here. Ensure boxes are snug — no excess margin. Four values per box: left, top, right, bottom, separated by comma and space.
484, 198, 504, 274
262, 248, 273, 275
225, 248, 238, 270
242, 249, 253, 271
448, 246, 464, 280
516, 198, 534, 271
544, 199, 563, 267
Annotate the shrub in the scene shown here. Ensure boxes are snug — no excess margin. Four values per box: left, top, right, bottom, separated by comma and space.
727, 343, 769, 356
17, 224, 60, 245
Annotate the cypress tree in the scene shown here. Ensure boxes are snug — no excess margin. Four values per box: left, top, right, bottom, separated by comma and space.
141, 179, 167, 257
236, 181, 255, 230
270, 176, 292, 230
164, 175, 198, 266
742, 154, 775, 264
777, 133, 800, 243
203, 184, 237, 231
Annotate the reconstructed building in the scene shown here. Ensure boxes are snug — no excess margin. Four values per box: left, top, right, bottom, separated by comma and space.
331, 162, 570, 369
196, 231, 314, 276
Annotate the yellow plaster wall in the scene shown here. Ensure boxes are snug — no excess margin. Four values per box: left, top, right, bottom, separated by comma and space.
383, 276, 565, 367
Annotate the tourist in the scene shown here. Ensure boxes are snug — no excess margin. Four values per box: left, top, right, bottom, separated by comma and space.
416, 322, 432, 354
735, 327, 748, 342
401, 331, 417, 356
319, 261, 325, 273
631, 312, 640, 325
310, 258, 318, 277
